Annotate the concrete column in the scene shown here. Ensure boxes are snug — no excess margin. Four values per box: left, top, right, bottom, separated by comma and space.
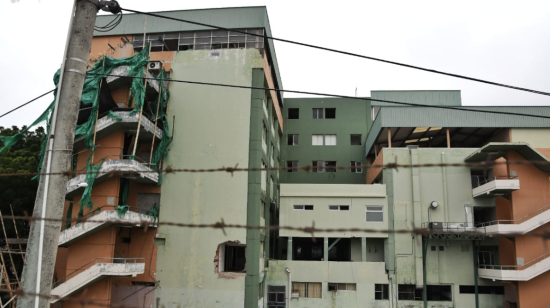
324, 238, 329, 261
361, 238, 367, 262
287, 237, 292, 261
388, 127, 392, 148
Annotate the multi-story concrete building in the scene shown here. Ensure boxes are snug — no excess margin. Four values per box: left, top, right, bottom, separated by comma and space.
45, 6, 550, 308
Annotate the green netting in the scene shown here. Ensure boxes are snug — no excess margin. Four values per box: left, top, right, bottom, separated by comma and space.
149, 70, 173, 186
115, 205, 129, 219
78, 149, 106, 217
107, 110, 122, 122
65, 201, 74, 229
146, 202, 159, 222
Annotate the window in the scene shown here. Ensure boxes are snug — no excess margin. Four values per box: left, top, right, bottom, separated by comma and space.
350, 161, 362, 173
366, 206, 383, 222
398, 285, 452, 301
325, 135, 337, 146
312, 134, 324, 146
312, 108, 324, 119
259, 281, 264, 300
223, 245, 246, 272
288, 108, 299, 119
350, 134, 362, 145
292, 282, 322, 298
261, 200, 265, 219
329, 205, 349, 211
325, 108, 336, 119
439, 246, 445, 251
287, 161, 298, 172
268, 286, 286, 307
312, 161, 325, 173
328, 283, 356, 291
326, 161, 337, 172
287, 134, 299, 146
459, 285, 504, 295
294, 205, 313, 210
375, 284, 389, 300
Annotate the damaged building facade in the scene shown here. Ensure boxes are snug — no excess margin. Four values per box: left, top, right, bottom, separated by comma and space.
45, 6, 550, 308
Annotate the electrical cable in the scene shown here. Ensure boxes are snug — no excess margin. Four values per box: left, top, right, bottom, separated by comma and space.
94, 11, 123, 33
87, 72, 550, 120
0, 89, 55, 120
120, 7, 550, 97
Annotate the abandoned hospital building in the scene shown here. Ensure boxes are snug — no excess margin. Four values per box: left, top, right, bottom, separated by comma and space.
44, 6, 550, 308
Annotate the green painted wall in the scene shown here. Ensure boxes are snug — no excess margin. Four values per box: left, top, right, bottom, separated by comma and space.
155, 49, 271, 307
282, 97, 371, 184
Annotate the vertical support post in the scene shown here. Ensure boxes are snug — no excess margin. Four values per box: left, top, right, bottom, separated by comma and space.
388, 127, 392, 148
446, 128, 451, 148
90, 53, 106, 162
423, 236, 428, 308
323, 237, 329, 261
9, 205, 24, 262
0, 211, 20, 287
18, 1, 99, 307
149, 84, 163, 165
361, 237, 367, 262
473, 241, 479, 308
287, 237, 292, 261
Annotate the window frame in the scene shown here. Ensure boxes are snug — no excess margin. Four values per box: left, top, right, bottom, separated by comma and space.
325, 161, 337, 173
287, 134, 299, 146
312, 134, 324, 146
375, 284, 389, 300
312, 108, 324, 119
287, 161, 299, 172
294, 205, 314, 210
288, 108, 299, 119
329, 205, 350, 211
325, 108, 336, 119
312, 161, 325, 173
350, 161, 362, 173
366, 206, 384, 222
292, 282, 322, 298
328, 283, 356, 291
350, 134, 362, 145
325, 134, 337, 146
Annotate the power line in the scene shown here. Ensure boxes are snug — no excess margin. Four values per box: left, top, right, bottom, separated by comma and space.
0, 89, 55, 120
87, 72, 550, 120
120, 7, 550, 97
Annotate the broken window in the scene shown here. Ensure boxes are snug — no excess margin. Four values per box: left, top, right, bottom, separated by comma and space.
350, 161, 362, 173
223, 245, 246, 272
312, 108, 323, 119
328, 283, 356, 291
350, 134, 362, 145
292, 282, 322, 298
326, 161, 337, 172
288, 108, 299, 119
375, 284, 389, 300
268, 286, 286, 307
366, 206, 383, 222
325, 108, 336, 119
137, 193, 160, 213
287, 161, 298, 172
287, 134, 299, 146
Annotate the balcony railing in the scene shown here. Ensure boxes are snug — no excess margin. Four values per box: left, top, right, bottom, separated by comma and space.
471, 175, 519, 198
471, 175, 517, 188
53, 257, 144, 288
62, 205, 157, 231
476, 203, 550, 228
480, 251, 550, 271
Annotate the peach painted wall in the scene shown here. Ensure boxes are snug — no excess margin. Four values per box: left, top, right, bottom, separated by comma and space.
366, 149, 384, 184
517, 271, 550, 308
495, 196, 512, 221
63, 277, 113, 308
90, 36, 134, 65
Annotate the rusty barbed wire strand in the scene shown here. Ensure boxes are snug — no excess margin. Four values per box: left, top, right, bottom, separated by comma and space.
0, 159, 548, 178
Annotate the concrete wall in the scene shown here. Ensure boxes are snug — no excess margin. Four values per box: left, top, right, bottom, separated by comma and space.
511, 128, 550, 148
279, 184, 387, 238
282, 97, 370, 184
155, 49, 265, 307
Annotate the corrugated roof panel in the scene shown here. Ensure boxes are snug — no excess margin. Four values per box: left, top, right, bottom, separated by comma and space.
371, 90, 462, 107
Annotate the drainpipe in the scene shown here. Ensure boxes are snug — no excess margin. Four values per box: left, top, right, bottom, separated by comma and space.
422, 237, 428, 308
473, 241, 479, 308
285, 268, 291, 308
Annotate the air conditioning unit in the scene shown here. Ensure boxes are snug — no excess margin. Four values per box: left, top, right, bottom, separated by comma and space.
148, 61, 162, 72
429, 222, 443, 230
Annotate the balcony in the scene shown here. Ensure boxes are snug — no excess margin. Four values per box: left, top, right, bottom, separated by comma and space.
477, 203, 550, 236
107, 65, 164, 95
472, 176, 519, 198
50, 258, 145, 303
422, 222, 484, 240
479, 252, 550, 281
73, 111, 162, 150
59, 205, 158, 247
66, 156, 158, 198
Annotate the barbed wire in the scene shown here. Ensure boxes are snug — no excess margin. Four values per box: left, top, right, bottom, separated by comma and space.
0, 159, 547, 178
1, 215, 550, 240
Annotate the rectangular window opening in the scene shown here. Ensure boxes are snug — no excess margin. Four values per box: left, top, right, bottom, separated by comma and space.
287, 134, 299, 146
312, 134, 324, 146
459, 285, 504, 295
325, 108, 336, 119
268, 285, 286, 306
325, 135, 337, 146
350, 161, 362, 173
288, 108, 299, 119
287, 161, 298, 173
328, 283, 356, 291
292, 282, 322, 298
329, 205, 349, 211
326, 161, 337, 173
351, 134, 362, 145
313, 161, 325, 173
223, 245, 246, 272
312, 108, 324, 119
366, 206, 383, 222
375, 284, 389, 300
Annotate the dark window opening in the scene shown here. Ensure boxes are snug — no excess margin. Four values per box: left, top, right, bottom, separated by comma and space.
287, 161, 298, 172
224, 245, 246, 272
431, 246, 436, 251
288, 108, 299, 119
328, 238, 351, 261
164, 39, 179, 51
287, 134, 299, 146
293, 238, 324, 261
326, 161, 337, 172
328, 283, 356, 291
459, 285, 504, 295
122, 237, 131, 244
351, 134, 362, 145
131, 281, 155, 286
268, 286, 286, 307
312, 161, 324, 173
439, 246, 445, 251
398, 285, 452, 301
350, 161, 362, 173
325, 108, 336, 119
375, 284, 389, 300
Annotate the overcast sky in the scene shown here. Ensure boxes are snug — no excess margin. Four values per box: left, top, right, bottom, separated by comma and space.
2, 0, 550, 127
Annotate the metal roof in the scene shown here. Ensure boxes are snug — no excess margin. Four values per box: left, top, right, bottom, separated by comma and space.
465, 142, 550, 172
371, 90, 462, 107
365, 106, 550, 154
95, 7, 283, 103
